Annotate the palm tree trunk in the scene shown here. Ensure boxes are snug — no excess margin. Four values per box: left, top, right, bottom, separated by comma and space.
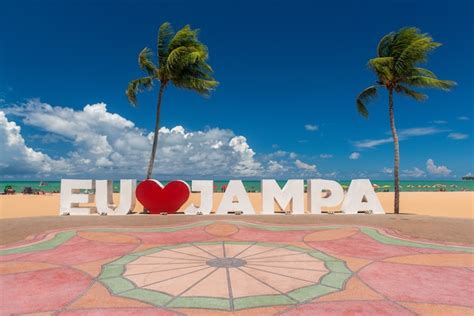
146, 83, 166, 179
388, 89, 400, 214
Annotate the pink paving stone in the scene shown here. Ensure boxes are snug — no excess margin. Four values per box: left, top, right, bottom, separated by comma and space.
0, 252, 34, 262
19, 237, 137, 265
129, 228, 212, 244
232, 227, 312, 242
282, 301, 415, 315
0, 267, 91, 315
358, 261, 474, 307
307, 232, 421, 260
59, 308, 177, 315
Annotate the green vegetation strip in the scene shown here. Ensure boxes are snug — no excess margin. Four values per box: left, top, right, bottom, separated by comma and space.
0, 231, 76, 256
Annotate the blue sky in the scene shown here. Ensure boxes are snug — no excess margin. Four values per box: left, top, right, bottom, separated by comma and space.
0, 0, 472, 180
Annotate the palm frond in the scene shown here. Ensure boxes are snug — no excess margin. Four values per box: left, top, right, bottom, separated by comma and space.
167, 47, 207, 72
157, 22, 174, 67
368, 57, 394, 81
356, 86, 378, 118
125, 76, 154, 106
168, 25, 204, 52
138, 48, 157, 76
404, 76, 457, 90
410, 67, 437, 78
172, 76, 218, 96
396, 84, 428, 101
394, 36, 440, 74
377, 32, 395, 57
390, 27, 423, 57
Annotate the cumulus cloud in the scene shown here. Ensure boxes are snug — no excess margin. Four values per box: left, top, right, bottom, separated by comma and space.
1, 100, 265, 178
304, 124, 319, 131
402, 167, 425, 178
448, 133, 469, 140
0, 112, 70, 177
457, 116, 470, 121
267, 160, 287, 173
3, 99, 338, 179
426, 159, 451, 176
294, 159, 317, 172
382, 167, 393, 174
349, 152, 360, 160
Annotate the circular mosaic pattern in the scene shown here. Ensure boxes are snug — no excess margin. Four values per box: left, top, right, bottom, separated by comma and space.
99, 241, 352, 311
206, 257, 247, 268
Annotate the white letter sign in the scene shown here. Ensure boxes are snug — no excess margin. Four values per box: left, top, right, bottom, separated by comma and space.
96, 180, 137, 215
60, 179, 96, 215
216, 180, 255, 214
307, 179, 344, 214
261, 179, 304, 214
184, 180, 214, 215
341, 179, 384, 214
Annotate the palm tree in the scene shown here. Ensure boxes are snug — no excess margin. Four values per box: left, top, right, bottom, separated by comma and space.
356, 27, 456, 214
126, 22, 218, 179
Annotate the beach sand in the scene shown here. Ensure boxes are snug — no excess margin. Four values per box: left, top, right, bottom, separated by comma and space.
0, 192, 472, 245
1, 192, 472, 219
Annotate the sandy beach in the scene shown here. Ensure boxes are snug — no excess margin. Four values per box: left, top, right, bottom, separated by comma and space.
1, 192, 472, 219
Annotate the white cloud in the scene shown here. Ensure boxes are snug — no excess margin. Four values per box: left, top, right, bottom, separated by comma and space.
402, 167, 425, 178
2, 100, 265, 178
457, 116, 470, 121
353, 137, 392, 149
3, 99, 333, 179
382, 167, 393, 174
267, 160, 287, 173
323, 171, 337, 178
353, 127, 447, 149
432, 120, 447, 124
398, 127, 446, 137
304, 124, 319, 131
349, 152, 360, 160
426, 159, 451, 176
448, 133, 469, 140
0, 112, 70, 177
295, 159, 317, 172
319, 154, 333, 159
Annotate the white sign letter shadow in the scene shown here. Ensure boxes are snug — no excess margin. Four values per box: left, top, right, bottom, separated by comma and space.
216, 180, 254, 214
60, 179, 96, 215
262, 179, 304, 214
341, 179, 385, 214
307, 179, 344, 214
184, 180, 213, 215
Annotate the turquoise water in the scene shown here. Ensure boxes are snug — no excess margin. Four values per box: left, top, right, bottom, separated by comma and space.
1, 180, 472, 193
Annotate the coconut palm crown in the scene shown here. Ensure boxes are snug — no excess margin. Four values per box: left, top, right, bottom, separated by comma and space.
126, 22, 218, 179
356, 27, 456, 214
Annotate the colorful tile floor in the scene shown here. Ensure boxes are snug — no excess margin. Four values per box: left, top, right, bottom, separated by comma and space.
0, 220, 473, 315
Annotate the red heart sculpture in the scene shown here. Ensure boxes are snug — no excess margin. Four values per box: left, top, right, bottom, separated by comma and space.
135, 179, 190, 214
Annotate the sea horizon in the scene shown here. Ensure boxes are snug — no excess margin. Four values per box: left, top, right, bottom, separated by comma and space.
2, 179, 472, 193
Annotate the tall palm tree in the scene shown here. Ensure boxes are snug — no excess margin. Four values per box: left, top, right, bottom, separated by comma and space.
356, 27, 456, 214
126, 22, 218, 179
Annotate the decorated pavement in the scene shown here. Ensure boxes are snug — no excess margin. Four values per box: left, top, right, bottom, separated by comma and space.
0, 220, 473, 315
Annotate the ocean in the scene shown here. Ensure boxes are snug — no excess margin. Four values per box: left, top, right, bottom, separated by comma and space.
1, 180, 472, 193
